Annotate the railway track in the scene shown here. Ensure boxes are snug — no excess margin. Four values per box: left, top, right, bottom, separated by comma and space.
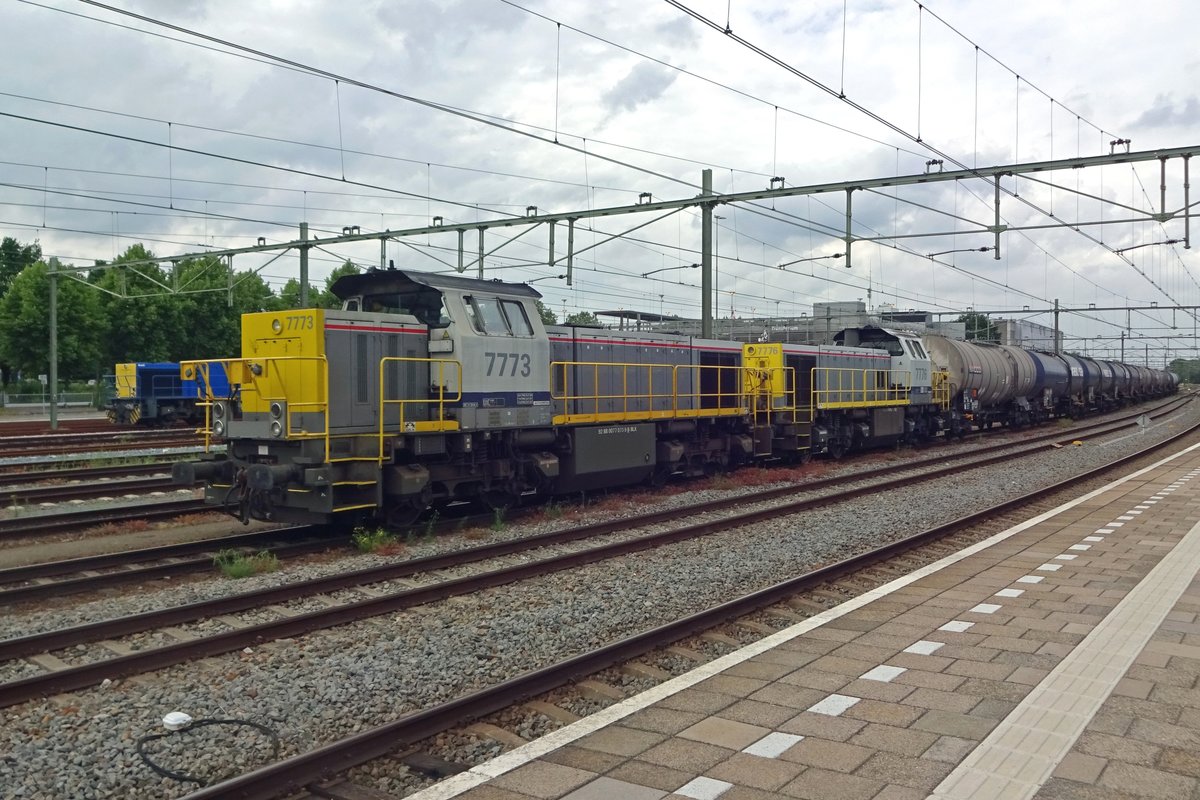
1, 474, 175, 504
0, 418, 115, 436
0, 405, 1191, 714
0, 461, 177, 487
173, 415, 1200, 800
0, 396, 1187, 605
0, 527, 337, 605
0, 428, 202, 459
0, 498, 209, 541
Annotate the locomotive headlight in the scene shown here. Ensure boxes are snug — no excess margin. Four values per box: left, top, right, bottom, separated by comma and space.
212, 401, 226, 419
213, 419, 226, 437
271, 318, 283, 334
269, 402, 283, 419
270, 420, 283, 438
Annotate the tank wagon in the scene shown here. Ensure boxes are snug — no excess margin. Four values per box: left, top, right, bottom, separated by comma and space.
105, 361, 231, 426
172, 268, 1178, 527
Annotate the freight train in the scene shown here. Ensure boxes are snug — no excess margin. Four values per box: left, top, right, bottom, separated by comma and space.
105, 361, 231, 426
171, 268, 1179, 526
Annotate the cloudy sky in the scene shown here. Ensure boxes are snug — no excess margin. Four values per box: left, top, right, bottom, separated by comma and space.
3, 0, 1199, 361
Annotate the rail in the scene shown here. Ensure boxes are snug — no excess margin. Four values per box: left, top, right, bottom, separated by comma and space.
176, 412, 1200, 800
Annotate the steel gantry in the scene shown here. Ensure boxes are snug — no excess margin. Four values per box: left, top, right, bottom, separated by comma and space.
40, 144, 1200, 427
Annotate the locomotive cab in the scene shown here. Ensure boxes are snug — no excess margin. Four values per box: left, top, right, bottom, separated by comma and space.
834, 326, 934, 404
332, 270, 553, 431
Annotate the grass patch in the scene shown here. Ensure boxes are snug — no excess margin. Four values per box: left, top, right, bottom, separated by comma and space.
539, 500, 564, 520
707, 473, 734, 490
86, 519, 154, 536
421, 511, 440, 540
586, 495, 634, 515
213, 549, 279, 579
352, 526, 405, 555
490, 508, 506, 532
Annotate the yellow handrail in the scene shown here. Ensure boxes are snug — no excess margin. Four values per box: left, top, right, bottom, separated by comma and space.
932, 370, 951, 409
812, 367, 912, 409
549, 360, 751, 423
377, 356, 463, 463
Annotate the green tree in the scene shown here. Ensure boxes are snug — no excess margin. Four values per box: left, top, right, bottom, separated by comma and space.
0, 236, 41, 299
1169, 358, 1200, 383
0, 259, 106, 379
280, 260, 360, 309
0, 237, 42, 384
534, 299, 557, 325
89, 244, 181, 365
318, 260, 361, 308
279, 278, 302, 309
169, 255, 279, 359
957, 311, 999, 342
564, 310, 601, 327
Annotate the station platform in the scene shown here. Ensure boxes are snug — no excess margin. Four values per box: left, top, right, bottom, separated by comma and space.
412, 443, 1200, 800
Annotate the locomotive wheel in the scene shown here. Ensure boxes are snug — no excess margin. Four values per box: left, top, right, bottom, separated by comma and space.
384, 503, 423, 530
384, 489, 431, 530
648, 465, 673, 488
827, 439, 847, 459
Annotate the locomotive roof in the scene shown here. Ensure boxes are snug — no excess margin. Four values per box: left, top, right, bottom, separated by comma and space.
833, 325, 912, 345
330, 268, 543, 300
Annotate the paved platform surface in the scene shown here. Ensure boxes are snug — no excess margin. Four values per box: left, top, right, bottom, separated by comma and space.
411, 443, 1200, 800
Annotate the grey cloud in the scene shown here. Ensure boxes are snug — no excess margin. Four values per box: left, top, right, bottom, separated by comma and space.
1131, 94, 1200, 128
601, 62, 678, 116
653, 16, 697, 48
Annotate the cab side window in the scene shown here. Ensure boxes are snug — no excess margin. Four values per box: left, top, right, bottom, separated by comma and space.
463, 296, 486, 333
462, 296, 535, 336
475, 297, 508, 333
501, 300, 533, 336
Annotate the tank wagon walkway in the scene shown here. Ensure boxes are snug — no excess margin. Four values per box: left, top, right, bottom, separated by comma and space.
408, 443, 1200, 800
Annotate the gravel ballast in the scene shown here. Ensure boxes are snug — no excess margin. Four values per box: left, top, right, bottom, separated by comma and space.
0, 405, 1196, 798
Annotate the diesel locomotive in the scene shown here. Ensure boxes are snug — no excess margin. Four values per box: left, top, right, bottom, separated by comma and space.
105, 361, 231, 426
172, 268, 1179, 527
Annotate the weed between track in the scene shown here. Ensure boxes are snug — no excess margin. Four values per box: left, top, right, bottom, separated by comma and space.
213, 549, 280, 578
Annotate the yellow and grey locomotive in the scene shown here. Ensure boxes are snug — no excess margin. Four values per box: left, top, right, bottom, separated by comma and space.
173, 268, 1179, 527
